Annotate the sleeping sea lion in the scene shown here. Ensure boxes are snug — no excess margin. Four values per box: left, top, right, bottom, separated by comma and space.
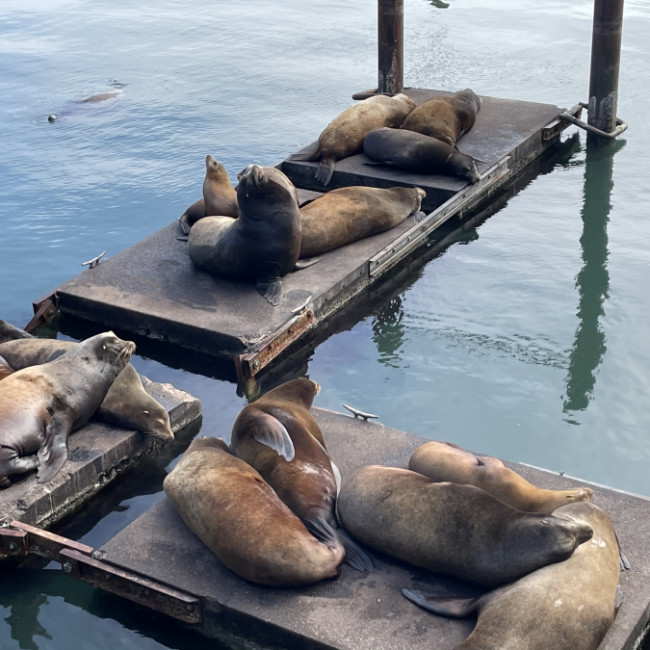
364, 127, 481, 183
400, 88, 482, 145
409, 440, 593, 514
299, 93, 416, 186
337, 465, 593, 588
187, 164, 302, 306
0, 331, 135, 487
299, 186, 426, 258
403, 502, 621, 650
230, 378, 372, 572
163, 436, 344, 587
0, 336, 174, 440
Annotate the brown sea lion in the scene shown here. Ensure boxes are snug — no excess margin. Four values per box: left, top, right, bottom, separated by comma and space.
400, 88, 482, 145
178, 156, 239, 235
187, 164, 302, 306
300, 93, 416, 186
364, 127, 481, 183
0, 336, 174, 440
0, 332, 135, 487
230, 378, 372, 571
403, 502, 621, 650
0, 355, 13, 380
337, 465, 593, 588
409, 440, 593, 514
299, 186, 426, 258
163, 436, 344, 587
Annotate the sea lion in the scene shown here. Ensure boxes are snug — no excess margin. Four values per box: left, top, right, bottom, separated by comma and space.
299, 93, 416, 186
400, 88, 482, 145
403, 501, 621, 650
299, 186, 426, 258
0, 331, 135, 487
0, 336, 174, 440
187, 164, 301, 306
409, 440, 593, 514
178, 156, 239, 235
337, 465, 593, 588
0, 355, 13, 380
230, 378, 372, 571
364, 127, 481, 183
163, 436, 344, 587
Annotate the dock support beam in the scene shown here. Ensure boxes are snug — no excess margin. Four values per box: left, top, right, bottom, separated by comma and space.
588, 0, 624, 136
378, 0, 404, 95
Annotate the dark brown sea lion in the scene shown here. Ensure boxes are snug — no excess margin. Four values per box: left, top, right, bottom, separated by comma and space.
400, 88, 482, 145
230, 378, 372, 571
178, 156, 239, 235
364, 127, 481, 183
0, 355, 13, 380
187, 164, 302, 305
0, 336, 174, 440
337, 465, 593, 588
403, 502, 621, 650
300, 93, 416, 186
0, 331, 135, 487
299, 186, 426, 258
163, 436, 344, 587
409, 440, 593, 514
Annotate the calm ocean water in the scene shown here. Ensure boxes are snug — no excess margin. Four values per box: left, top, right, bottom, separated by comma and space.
1, 0, 649, 647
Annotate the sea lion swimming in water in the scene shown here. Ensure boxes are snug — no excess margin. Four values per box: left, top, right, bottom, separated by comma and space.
409, 440, 593, 514
403, 501, 621, 650
0, 331, 135, 487
163, 436, 345, 587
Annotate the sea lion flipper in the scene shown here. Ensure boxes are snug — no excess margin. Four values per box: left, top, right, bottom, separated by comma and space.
337, 526, 375, 573
315, 158, 335, 186
256, 277, 284, 306
37, 405, 73, 483
401, 589, 482, 618
249, 412, 295, 461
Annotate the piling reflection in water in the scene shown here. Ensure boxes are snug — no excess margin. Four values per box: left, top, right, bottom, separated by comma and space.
563, 138, 626, 414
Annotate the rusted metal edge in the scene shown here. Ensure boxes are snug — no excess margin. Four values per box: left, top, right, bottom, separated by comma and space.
0, 521, 202, 624
25, 291, 59, 334
368, 156, 511, 277
59, 549, 202, 624
234, 308, 316, 386
559, 102, 628, 139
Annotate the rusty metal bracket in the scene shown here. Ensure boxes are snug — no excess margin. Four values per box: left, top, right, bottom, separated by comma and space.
0, 521, 201, 624
559, 102, 628, 139
25, 292, 59, 334
543, 103, 584, 142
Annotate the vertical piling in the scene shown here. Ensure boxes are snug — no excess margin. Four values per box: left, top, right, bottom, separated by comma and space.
588, 0, 624, 135
377, 0, 404, 95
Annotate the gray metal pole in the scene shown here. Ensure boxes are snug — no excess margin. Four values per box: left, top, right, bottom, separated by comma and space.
588, 0, 624, 134
377, 0, 404, 95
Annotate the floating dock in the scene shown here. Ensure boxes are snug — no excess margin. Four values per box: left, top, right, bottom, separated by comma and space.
3, 409, 648, 649
0, 377, 201, 533
36, 89, 580, 390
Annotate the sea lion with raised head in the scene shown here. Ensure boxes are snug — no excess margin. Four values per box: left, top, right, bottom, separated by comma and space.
403, 501, 621, 650
337, 465, 593, 588
299, 93, 416, 186
187, 164, 302, 305
409, 440, 593, 514
178, 155, 239, 235
0, 335, 173, 440
364, 127, 481, 183
0, 331, 135, 487
231, 378, 372, 572
299, 185, 426, 258
400, 88, 482, 145
163, 436, 344, 587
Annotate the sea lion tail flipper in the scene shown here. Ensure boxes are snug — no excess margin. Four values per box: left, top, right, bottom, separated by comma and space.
315, 157, 335, 186
177, 215, 191, 235
256, 277, 283, 306
249, 412, 295, 461
37, 407, 73, 483
401, 589, 482, 618
337, 527, 375, 572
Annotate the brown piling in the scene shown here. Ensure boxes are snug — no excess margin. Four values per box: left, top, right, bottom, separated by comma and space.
377, 0, 404, 95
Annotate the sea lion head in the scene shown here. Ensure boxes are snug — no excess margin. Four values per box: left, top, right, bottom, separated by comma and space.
448, 152, 481, 184
205, 155, 229, 181
392, 93, 417, 111
236, 165, 299, 211
76, 331, 136, 371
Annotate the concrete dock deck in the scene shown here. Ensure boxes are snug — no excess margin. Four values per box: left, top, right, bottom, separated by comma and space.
96, 409, 650, 650
0, 377, 201, 531
44, 88, 577, 389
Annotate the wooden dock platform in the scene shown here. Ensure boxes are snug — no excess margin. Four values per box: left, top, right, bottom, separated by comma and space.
42, 89, 579, 389
37, 409, 650, 650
